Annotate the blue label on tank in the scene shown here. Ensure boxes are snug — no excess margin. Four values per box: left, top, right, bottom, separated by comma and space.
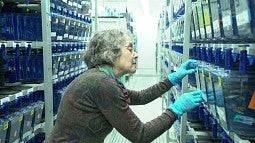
233, 114, 254, 125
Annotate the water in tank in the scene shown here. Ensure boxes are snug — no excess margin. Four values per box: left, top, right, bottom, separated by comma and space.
211, 70, 255, 140
202, 0, 213, 40
209, 0, 223, 40
0, 119, 8, 142
233, 0, 255, 41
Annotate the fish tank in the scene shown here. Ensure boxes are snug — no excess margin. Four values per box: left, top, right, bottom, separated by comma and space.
211, 69, 255, 140
196, 63, 211, 110
204, 68, 218, 118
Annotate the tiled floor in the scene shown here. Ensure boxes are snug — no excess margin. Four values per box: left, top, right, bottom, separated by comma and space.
104, 68, 175, 143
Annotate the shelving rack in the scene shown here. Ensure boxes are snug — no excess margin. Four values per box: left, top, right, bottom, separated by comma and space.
41, 0, 53, 137
0, 0, 92, 142
158, 0, 255, 143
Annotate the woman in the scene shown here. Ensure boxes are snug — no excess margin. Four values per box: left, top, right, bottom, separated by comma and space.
45, 29, 203, 143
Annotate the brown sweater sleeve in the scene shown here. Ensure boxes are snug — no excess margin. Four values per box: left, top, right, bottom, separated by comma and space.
94, 77, 177, 143
128, 79, 174, 105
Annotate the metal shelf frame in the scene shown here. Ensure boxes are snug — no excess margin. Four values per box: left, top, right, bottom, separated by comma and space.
166, 0, 192, 142
1, 0, 92, 140
162, 0, 255, 143
41, 0, 54, 137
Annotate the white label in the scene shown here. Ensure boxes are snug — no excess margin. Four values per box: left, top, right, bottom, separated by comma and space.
51, 32, 56, 37
64, 70, 69, 75
236, 10, 250, 26
68, 1, 73, 6
57, 36, 63, 41
73, 2, 78, 7
206, 26, 212, 34
78, 13, 81, 18
213, 20, 219, 30
69, 35, 74, 39
200, 28, 205, 38
59, 71, 64, 75
222, 15, 231, 28
78, 4, 82, 9
62, 0, 67, 3
74, 36, 78, 40
196, 30, 200, 37
192, 31, 195, 38
64, 34, 69, 38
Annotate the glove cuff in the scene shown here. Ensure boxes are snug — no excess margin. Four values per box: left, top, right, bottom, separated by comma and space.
168, 104, 183, 117
168, 73, 178, 85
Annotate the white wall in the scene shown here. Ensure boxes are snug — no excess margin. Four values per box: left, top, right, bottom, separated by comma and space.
127, 0, 163, 70
135, 16, 158, 69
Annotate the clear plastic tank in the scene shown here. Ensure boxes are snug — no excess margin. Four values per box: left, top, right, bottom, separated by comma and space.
0, 119, 8, 142
211, 70, 255, 139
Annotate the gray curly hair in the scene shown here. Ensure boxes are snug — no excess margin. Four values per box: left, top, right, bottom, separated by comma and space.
83, 29, 131, 69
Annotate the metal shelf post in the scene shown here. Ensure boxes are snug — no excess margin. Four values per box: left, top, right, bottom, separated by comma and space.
180, 0, 192, 143
41, 0, 54, 138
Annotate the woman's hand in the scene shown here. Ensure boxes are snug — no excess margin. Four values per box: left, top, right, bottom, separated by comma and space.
168, 60, 197, 85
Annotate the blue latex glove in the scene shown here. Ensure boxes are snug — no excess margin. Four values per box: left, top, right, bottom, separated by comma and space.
168, 60, 197, 85
169, 90, 203, 117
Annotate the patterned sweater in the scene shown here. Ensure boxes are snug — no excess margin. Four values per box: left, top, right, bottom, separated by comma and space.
45, 68, 177, 143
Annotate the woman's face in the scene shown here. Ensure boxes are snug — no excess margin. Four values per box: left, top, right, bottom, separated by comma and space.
112, 35, 138, 77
